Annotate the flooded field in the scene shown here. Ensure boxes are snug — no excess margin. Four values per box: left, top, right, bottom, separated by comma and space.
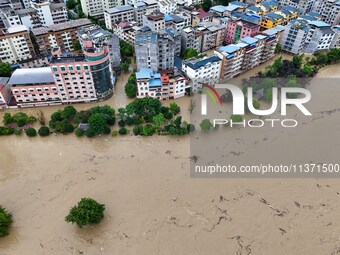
0, 58, 340, 255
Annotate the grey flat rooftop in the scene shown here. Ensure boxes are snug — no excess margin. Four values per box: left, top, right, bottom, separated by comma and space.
106, 5, 134, 14
8, 67, 54, 85
32, 19, 92, 35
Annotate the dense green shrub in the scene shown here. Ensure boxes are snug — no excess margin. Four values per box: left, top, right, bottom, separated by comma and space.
38, 126, 50, 136
25, 127, 37, 137
75, 128, 84, 137
118, 127, 127, 135
65, 198, 105, 228
0, 206, 12, 237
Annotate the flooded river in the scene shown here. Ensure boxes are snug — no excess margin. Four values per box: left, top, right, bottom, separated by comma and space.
0, 58, 340, 255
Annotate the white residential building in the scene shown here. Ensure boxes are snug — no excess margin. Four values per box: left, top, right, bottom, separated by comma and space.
313, 0, 340, 26
281, 20, 336, 54
331, 27, 340, 48
104, 5, 135, 30
80, 0, 123, 18
181, 55, 222, 92
136, 68, 188, 99
278, 0, 314, 14
143, 11, 165, 31
17, 1, 67, 29
158, 0, 177, 15
0, 25, 36, 64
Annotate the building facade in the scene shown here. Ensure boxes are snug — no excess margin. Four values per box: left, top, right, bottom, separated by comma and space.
104, 5, 135, 30
17, 1, 68, 29
225, 16, 260, 44
8, 67, 59, 107
80, 0, 123, 18
0, 25, 36, 64
216, 29, 281, 81
32, 18, 92, 55
135, 31, 175, 72
136, 68, 188, 99
181, 55, 222, 92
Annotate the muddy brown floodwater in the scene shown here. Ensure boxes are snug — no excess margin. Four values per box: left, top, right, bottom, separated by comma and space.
1, 58, 340, 255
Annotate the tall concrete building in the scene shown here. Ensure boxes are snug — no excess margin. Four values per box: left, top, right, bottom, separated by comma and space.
281, 20, 335, 54
17, 0, 68, 29
0, 25, 36, 64
80, 0, 123, 18
135, 30, 175, 72
78, 25, 121, 69
104, 5, 135, 30
313, 0, 340, 26
50, 40, 114, 102
32, 18, 92, 55
278, 0, 314, 14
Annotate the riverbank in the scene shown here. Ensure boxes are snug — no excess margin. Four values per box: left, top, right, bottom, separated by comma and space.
0, 60, 340, 255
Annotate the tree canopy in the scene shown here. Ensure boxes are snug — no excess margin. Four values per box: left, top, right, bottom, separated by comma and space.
180, 48, 204, 60
65, 198, 105, 228
0, 62, 12, 77
0, 206, 12, 237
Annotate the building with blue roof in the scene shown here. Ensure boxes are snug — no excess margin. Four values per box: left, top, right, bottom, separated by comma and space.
136, 68, 163, 98
181, 55, 222, 92
229, 1, 248, 8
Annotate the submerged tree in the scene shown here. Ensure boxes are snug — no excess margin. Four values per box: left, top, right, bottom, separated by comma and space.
0, 206, 12, 237
65, 198, 105, 228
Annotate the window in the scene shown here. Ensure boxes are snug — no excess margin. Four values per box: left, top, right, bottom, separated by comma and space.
52, 66, 58, 72
68, 66, 73, 71
61, 66, 66, 71
76, 65, 81, 71
84, 65, 89, 70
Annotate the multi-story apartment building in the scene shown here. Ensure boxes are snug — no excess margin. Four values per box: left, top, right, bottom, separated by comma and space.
77, 25, 121, 69
113, 21, 150, 44
0, 25, 35, 64
32, 18, 92, 55
216, 28, 281, 81
7, 39, 115, 107
159, 69, 188, 99
278, 0, 314, 14
261, 12, 285, 29
104, 5, 135, 30
181, 55, 221, 92
256, 1, 279, 14
8, 67, 59, 107
191, 11, 212, 27
313, 0, 340, 26
80, 0, 123, 18
135, 30, 175, 71
210, 5, 241, 18
298, 12, 322, 23
17, 1, 68, 29
165, 28, 181, 55
331, 26, 340, 48
0, 5, 21, 29
303, 21, 335, 53
136, 68, 188, 99
165, 13, 190, 31
143, 11, 165, 31
50, 42, 114, 104
136, 67, 162, 99
181, 26, 202, 53
281, 20, 335, 54
225, 16, 260, 44
260, 27, 285, 61
197, 22, 225, 52
132, 2, 158, 26
158, 0, 177, 15
0, 77, 10, 109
